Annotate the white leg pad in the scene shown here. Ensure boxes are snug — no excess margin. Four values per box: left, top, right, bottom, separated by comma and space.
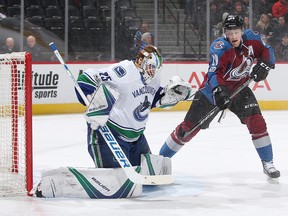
37, 167, 142, 198
140, 154, 172, 175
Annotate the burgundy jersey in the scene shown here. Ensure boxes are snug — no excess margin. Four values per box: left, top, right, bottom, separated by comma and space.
200, 29, 275, 104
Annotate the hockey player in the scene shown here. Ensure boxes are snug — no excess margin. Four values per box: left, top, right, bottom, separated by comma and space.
159, 14, 281, 182
33, 45, 192, 199
76, 45, 191, 168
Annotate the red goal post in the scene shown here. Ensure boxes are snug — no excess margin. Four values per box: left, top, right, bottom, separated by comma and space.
0, 52, 33, 196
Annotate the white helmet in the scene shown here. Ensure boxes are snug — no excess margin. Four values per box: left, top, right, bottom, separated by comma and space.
137, 46, 163, 84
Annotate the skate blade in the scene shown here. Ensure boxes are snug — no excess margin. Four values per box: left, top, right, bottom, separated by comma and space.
266, 176, 279, 184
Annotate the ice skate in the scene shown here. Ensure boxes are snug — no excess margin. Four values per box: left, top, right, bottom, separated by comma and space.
262, 160, 280, 184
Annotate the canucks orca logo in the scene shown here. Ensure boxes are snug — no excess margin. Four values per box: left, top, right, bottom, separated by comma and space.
133, 96, 151, 122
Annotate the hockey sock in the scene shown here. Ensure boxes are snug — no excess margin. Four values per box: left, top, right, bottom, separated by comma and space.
159, 134, 184, 158
255, 143, 273, 162
253, 136, 273, 162
244, 114, 273, 162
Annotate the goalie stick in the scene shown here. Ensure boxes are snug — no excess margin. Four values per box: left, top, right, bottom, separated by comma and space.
49, 42, 173, 185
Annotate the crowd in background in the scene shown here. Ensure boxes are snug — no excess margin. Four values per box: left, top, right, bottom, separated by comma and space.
0, 35, 44, 61
184, 0, 288, 62
0, 0, 288, 62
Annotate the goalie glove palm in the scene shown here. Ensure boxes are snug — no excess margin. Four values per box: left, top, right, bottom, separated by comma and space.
250, 61, 271, 82
157, 76, 192, 108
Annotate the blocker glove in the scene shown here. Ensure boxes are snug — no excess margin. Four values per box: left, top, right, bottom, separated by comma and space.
213, 85, 231, 110
250, 61, 272, 82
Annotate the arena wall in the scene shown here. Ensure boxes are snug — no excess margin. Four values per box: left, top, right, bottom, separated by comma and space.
31, 62, 288, 114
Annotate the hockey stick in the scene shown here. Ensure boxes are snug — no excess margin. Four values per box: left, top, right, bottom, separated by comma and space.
183, 78, 253, 139
49, 42, 173, 185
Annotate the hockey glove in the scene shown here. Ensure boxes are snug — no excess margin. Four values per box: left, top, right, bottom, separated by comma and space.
156, 76, 192, 108
250, 61, 271, 82
213, 85, 230, 110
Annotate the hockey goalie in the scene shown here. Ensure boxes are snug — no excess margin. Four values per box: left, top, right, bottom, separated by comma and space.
33, 45, 193, 199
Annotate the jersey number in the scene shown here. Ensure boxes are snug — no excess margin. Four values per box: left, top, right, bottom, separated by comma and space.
99, 72, 112, 81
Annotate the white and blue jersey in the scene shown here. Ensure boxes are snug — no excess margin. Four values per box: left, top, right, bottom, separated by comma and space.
76, 60, 164, 168
76, 60, 163, 140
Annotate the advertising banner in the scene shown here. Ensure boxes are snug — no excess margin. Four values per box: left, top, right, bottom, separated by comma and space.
31, 62, 288, 112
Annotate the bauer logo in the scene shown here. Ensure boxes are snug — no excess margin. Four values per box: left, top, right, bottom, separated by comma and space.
33, 71, 59, 99
100, 126, 131, 168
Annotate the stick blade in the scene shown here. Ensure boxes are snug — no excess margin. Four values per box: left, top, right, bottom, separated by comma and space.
142, 174, 174, 185
124, 168, 174, 185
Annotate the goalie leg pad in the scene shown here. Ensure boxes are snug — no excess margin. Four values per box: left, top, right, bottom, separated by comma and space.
140, 154, 172, 175
34, 167, 142, 198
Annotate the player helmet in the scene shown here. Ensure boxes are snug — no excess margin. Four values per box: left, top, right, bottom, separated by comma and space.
223, 14, 244, 30
136, 45, 163, 84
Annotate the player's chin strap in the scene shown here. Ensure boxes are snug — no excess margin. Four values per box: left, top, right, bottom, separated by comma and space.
49, 42, 173, 185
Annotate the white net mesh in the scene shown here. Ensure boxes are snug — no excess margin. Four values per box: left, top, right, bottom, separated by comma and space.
0, 52, 32, 196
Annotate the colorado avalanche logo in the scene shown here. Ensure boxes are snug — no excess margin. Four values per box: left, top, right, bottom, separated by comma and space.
227, 56, 253, 81
214, 41, 224, 49
133, 96, 151, 122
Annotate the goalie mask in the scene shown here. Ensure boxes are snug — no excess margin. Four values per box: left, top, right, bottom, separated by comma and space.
136, 45, 163, 84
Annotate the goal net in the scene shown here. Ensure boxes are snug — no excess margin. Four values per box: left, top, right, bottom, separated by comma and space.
0, 52, 33, 196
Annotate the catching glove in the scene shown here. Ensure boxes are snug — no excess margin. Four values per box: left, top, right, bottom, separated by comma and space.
250, 61, 271, 82
213, 85, 230, 110
156, 76, 192, 108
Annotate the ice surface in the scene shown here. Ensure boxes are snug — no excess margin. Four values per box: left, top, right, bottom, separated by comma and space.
1, 111, 287, 216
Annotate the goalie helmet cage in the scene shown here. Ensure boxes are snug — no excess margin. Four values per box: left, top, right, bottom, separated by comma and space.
0, 52, 33, 196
